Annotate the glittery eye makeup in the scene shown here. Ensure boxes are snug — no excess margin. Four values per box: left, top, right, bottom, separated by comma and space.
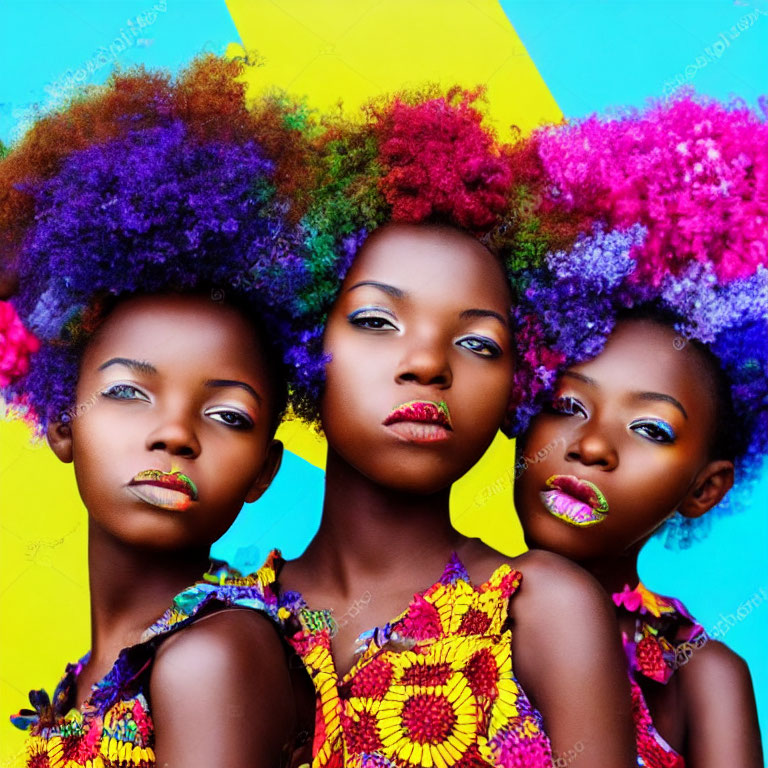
204, 406, 254, 431
630, 419, 677, 444
549, 395, 588, 418
101, 382, 151, 402
455, 335, 502, 358
347, 306, 399, 331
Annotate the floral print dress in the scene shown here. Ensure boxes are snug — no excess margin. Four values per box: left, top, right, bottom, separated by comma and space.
259, 550, 553, 768
11, 565, 287, 768
612, 583, 709, 768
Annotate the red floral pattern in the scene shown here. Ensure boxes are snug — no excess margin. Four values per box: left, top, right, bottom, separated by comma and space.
264, 550, 553, 767
614, 582, 708, 767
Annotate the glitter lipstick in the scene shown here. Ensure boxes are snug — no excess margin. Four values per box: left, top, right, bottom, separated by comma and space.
127, 469, 198, 511
539, 474, 609, 527
382, 400, 453, 443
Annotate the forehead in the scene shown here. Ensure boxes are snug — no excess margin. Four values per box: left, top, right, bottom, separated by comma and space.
571, 319, 719, 413
82, 294, 269, 378
343, 223, 511, 309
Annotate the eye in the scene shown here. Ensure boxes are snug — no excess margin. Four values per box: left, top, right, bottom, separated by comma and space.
630, 419, 676, 444
548, 395, 587, 418
455, 335, 502, 358
347, 307, 399, 331
205, 407, 254, 431
101, 383, 150, 402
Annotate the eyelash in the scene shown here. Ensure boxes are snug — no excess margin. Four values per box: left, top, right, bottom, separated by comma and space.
101, 384, 253, 430
204, 408, 254, 431
548, 395, 587, 418
348, 308, 399, 331
630, 419, 677, 444
101, 383, 150, 402
456, 336, 502, 358
348, 309, 502, 358
548, 395, 677, 444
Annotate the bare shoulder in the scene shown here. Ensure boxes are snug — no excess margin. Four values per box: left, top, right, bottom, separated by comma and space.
508, 548, 612, 618
677, 639, 753, 691
150, 609, 295, 768
152, 607, 284, 679
676, 640, 763, 767
150, 608, 290, 712
459, 541, 612, 622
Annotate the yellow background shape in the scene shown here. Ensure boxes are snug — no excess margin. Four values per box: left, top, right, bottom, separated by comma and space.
0, 2, 559, 762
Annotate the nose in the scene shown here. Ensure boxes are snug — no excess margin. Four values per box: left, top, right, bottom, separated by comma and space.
145, 409, 201, 459
395, 336, 452, 389
565, 427, 618, 471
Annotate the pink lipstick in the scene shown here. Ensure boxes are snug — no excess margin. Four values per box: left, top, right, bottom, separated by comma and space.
540, 474, 609, 527
383, 400, 453, 443
127, 469, 198, 511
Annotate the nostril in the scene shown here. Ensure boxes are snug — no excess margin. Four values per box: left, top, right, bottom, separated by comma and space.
149, 441, 196, 457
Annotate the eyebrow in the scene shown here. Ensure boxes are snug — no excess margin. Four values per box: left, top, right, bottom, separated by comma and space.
347, 280, 405, 299
562, 371, 596, 386
98, 357, 157, 374
460, 308, 509, 327
347, 282, 508, 326
205, 379, 262, 405
98, 360, 261, 404
562, 372, 687, 419
635, 392, 688, 419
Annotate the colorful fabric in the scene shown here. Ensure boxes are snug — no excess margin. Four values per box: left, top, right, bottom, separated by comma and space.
613, 583, 708, 768
11, 564, 277, 768
260, 550, 552, 768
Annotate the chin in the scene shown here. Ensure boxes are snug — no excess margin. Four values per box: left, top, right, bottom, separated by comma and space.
521, 510, 605, 563
363, 464, 455, 496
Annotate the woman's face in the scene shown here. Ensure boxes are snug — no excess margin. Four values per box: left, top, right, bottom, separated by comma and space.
514, 319, 731, 562
321, 222, 515, 495
51, 294, 282, 551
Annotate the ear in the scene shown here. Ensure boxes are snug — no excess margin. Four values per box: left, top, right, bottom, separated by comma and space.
46, 419, 74, 463
244, 439, 284, 503
678, 459, 734, 519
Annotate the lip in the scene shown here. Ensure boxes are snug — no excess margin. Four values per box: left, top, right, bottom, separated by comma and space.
540, 474, 609, 528
127, 469, 198, 511
383, 400, 453, 444
383, 400, 452, 429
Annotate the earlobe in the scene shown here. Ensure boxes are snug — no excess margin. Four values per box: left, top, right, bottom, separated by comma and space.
46, 419, 74, 463
679, 460, 735, 519
244, 439, 284, 503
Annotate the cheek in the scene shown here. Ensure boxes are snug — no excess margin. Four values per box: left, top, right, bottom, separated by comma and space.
321, 343, 388, 432
517, 419, 567, 466
618, 451, 695, 510
452, 359, 514, 427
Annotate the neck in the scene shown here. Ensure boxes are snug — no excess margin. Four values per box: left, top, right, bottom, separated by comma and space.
299, 447, 462, 596
577, 541, 644, 596
87, 518, 210, 660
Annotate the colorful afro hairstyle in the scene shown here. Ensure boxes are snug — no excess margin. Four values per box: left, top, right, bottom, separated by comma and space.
0, 54, 316, 434
507, 93, 768, 545
0, 55, 315, 296
284, 87, 524, 425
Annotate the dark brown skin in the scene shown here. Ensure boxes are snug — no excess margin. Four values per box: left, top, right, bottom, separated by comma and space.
514, 319, 763, 767
280, 223, 637, 767
46, 294, 295, 768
